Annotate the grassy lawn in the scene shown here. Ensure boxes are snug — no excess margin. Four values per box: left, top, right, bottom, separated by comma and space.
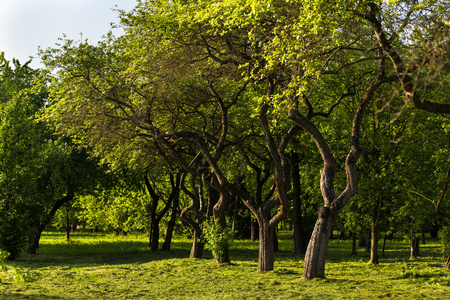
1, 231, 450, 299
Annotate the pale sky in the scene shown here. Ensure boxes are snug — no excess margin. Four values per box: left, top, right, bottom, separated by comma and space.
0, 0, 137, 68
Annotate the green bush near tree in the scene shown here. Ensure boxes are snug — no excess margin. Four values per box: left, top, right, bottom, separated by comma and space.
202, 218, 234, 263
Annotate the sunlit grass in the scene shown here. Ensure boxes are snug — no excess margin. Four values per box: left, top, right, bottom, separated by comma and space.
1, 231, 449, 299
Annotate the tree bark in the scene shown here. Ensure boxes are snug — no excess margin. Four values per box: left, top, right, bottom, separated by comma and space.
410, 234, 420, 259
149, 219, 160, 251
370, 197, 382, 264
302, 206, 338, 278
258, 220, 275, 272
190, 226, 204, 258
162, 178, 180, 251
370, 221, 379, 264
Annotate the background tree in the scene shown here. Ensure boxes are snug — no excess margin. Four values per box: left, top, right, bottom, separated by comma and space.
0, 54, 102, 257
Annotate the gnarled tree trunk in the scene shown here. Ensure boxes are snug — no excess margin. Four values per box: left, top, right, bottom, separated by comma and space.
289, 48, 386, 278
210, 178, 231, 264
27, 193, 73, 254
180, 174, 206, 259
302, 207, 338, 278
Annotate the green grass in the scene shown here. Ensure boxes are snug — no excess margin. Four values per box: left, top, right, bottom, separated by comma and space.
1, 231, 450, 299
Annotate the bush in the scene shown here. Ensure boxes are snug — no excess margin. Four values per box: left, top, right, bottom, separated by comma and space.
202, 218, 233, 262
0, 209, 32, 260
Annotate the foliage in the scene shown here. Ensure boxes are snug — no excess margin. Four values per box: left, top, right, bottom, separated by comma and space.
0, 56, 50, 258
202, 218, 234, 262
441, 226, 450, 257
0, 54, 108, 257
0, 210, 33, 260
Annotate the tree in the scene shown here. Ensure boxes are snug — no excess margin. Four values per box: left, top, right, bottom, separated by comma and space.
41, 0, 449, 277
0, 54, 52, 258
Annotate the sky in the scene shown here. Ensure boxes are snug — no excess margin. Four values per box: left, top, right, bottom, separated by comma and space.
0, 0, 138, 68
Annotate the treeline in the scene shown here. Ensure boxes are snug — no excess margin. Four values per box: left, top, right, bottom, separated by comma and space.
0, 0, 449, 278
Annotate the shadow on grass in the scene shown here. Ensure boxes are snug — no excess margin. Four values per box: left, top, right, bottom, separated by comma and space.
0, 293, 65, 300
16, 232, 445, 271
17, 236, 194, 269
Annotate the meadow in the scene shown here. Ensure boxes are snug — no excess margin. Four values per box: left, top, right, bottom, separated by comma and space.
1, 231, 450, 299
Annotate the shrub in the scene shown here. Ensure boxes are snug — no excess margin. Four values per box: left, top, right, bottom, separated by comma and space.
0, 209, 32, 260
202, 218, 233, 263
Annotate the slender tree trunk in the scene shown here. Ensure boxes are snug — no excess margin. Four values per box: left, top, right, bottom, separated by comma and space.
162, 210, 175, 250
410, 231, 420, 259
291, 152, 306, 254
27, 229, 43, 254
162, 187, 179, 251
71, 220, 77, 232
415, 237, 420, 257
446, 254, 450, 270
303, 207, 337, 279
370, 220, 379, 264
65, 208, 70, 242
251, 215, 258, 241
370, 198, 381, 264
258, 221, 275, 272
150, 219, 160, 251
421, 231, 426, 244
351, 232, 357, 255
232, 195, 239, 233
382, 234, 387, 257
145, 174, 160, 250
359, 234, 367, 248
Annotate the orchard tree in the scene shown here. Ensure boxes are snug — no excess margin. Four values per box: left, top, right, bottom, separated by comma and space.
41, 0, 449, 277
0, 54, 84, 257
